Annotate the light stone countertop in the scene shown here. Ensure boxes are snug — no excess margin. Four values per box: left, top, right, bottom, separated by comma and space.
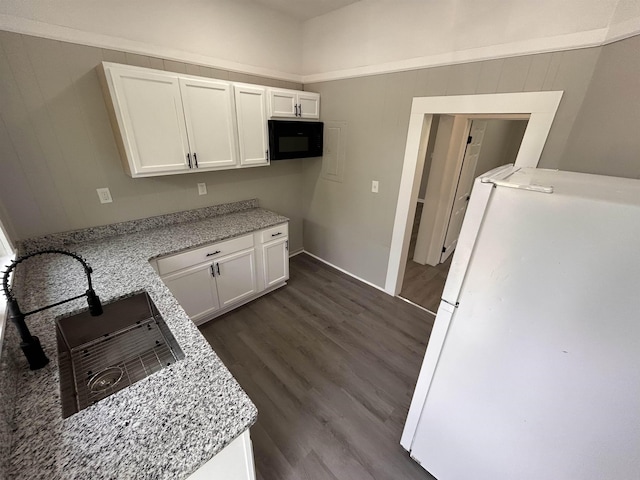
2, 201, 288, 480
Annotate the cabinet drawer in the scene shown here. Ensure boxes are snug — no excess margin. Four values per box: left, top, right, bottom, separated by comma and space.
157, 234, 254, 275
260, 223, 288, 243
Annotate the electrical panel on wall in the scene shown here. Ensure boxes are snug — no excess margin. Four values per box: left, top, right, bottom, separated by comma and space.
321, 121, 348, 183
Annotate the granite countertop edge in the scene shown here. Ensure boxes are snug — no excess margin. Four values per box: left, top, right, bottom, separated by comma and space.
5, 202, 289, 480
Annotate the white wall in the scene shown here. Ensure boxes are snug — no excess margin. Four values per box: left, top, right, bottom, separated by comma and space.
302, 0, 624, 81
2, 0, 639, 83
0, 0, 302, 80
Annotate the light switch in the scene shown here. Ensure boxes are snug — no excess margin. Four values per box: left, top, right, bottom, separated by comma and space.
96, 188, 112, 204
197, 183, 207, 195
371, 180, 379, 193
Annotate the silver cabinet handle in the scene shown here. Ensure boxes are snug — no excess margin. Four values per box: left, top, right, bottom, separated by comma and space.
216, 263, 221, 276
294, 104, 298, 116
193, 152, 198, 168
271, 232, 282, 237
186, 153, 192, 168
206, 250, 221, 257
210, 265, 215, 277
298, 103, 302, 116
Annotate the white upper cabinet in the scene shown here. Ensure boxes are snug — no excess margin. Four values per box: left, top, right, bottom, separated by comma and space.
103, 66, 191, 176
268, 88, 320, 119
100, 62, 319, 177
179, 77, 238, 170
234, 84, 269, 166
269, 89, 297, 118
297, 92, 320, 119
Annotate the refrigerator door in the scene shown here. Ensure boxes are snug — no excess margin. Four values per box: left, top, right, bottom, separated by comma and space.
441, 164, 518, 306
402, 164, 517, 450
400, 300, 455, 449
409, 172, 640, 480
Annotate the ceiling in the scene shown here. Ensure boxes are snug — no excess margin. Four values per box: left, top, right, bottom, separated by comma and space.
252, 0, 361, 20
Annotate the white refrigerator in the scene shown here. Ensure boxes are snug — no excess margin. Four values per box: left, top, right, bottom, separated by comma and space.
401, 166, 640, 480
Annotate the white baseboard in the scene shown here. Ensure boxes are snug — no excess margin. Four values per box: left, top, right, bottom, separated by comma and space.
289, 248, 305, 258
301, 250, 389, 295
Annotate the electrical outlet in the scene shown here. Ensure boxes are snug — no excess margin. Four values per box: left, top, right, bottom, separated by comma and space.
96, 188, 112, 204
371, 180, 379, 193
197, 183, 207, 195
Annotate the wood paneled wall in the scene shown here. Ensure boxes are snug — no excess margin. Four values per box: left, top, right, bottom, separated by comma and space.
303, 47, 603, 287
0, 31, 305, 249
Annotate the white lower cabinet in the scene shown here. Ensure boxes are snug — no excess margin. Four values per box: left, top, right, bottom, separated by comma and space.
215, 248, 257, 308
188, 429, 256, 480
156, 223, 288, 325
162, 263, 220, 320
262, 237, 289, 288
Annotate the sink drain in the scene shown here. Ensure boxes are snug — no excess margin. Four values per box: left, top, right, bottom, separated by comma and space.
88, 367, 124, 393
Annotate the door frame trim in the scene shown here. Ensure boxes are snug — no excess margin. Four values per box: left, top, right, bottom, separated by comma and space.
384, 91, 563, 295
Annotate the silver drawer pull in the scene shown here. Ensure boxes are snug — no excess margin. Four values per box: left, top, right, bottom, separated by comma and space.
271, 232, 282, 237
206, 250, 221, 257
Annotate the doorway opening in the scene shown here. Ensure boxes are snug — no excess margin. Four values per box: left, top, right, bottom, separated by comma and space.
384, 91, 563, 297
399, 115, 529, 312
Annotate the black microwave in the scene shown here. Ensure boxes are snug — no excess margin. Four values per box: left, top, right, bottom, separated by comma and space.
268, 120, 323, 160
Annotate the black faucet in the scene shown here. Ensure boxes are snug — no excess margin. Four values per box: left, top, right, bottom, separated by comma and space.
2, 249, 103, 370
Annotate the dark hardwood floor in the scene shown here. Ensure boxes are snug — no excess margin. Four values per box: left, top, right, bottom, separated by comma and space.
200, 253, 436, 480
400, 203, 452, 313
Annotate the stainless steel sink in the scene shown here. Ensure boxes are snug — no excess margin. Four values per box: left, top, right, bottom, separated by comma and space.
57, 292, 184, 418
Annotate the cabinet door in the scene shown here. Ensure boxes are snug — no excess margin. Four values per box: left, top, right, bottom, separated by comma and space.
188, 430, 255, 480
268, 89, 297, 118
179, 78, 238, 170
262, 237, 289, 288
107, 67, 190, 176
214, 248, 258, 308
162, 263, 220, 321
233, 85, 269, 166
298, 92, 320, 119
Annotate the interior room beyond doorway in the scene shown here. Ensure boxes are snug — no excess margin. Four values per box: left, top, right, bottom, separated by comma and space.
399, 116, 529, 312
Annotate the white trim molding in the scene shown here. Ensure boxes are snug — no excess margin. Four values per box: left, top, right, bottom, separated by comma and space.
302, 28, 610, 83
2, 12, 638, 85
0, 14, 303, 83
384, 91, 563, 296
606, 16, 640, 44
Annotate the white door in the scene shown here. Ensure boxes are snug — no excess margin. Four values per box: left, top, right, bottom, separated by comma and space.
298, 92, 320, 119
162, 263, 220, 321
440, 120, 487, 262
179, 78, 238, 170
234, 85, 269, 166
108, 67, 190, 175
268, 89, 297, 118
214, 248, 258, 308
262, 238, 289, 288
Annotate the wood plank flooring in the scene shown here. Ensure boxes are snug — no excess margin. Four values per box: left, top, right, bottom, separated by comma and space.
400, 256, 452, 313
400, 203, 453, 313
200, 253, 437, 480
